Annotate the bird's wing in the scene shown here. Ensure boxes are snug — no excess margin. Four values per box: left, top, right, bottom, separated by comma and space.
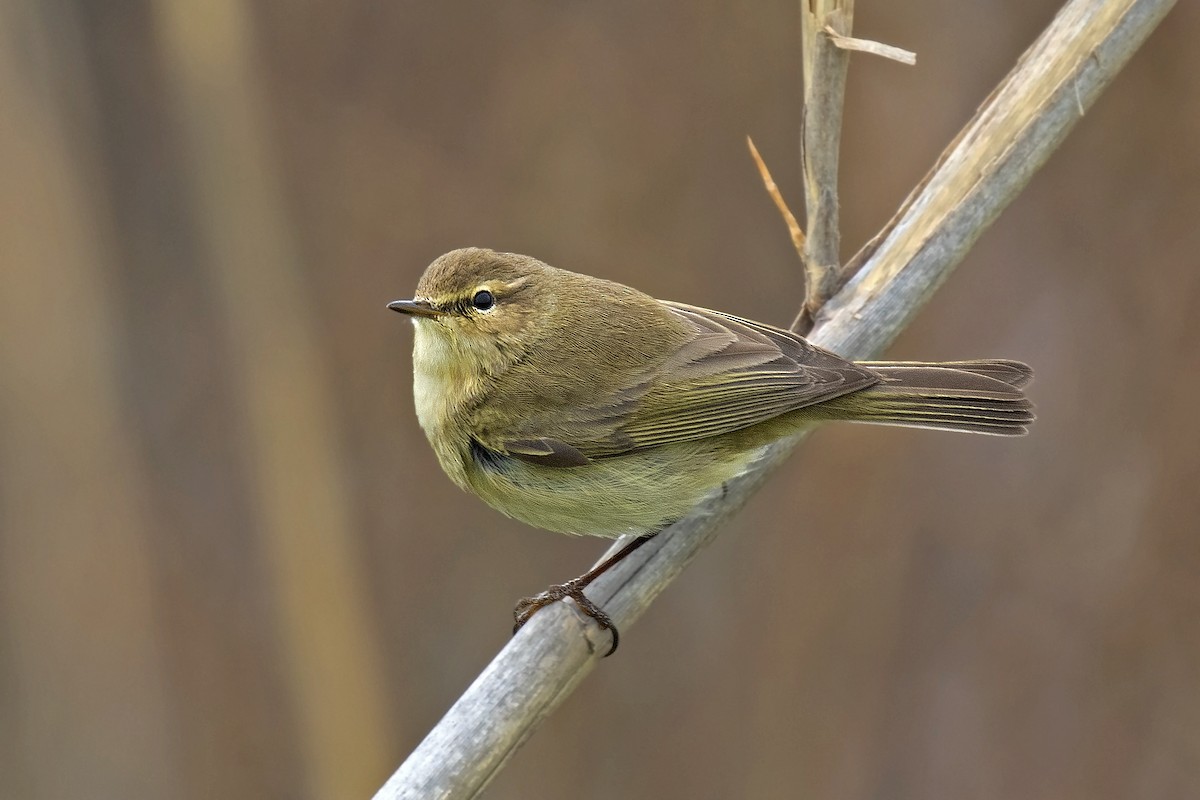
488, 302, 879, 466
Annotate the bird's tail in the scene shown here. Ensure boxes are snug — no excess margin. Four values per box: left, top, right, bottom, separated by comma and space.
818, 359, 1035, 436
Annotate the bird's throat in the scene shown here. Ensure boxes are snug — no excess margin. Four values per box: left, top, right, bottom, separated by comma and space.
410, 322, 480, 436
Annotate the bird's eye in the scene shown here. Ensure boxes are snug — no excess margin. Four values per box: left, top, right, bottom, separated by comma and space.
471, 290, 495, 311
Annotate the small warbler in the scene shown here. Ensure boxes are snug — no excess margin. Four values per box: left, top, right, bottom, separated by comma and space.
390, 247, 1033, 653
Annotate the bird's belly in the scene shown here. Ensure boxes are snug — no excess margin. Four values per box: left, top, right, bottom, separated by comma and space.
464, 439, 767, 538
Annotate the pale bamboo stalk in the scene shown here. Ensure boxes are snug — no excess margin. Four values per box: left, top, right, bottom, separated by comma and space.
151, 2, 396, 796
374, 1, 1175, 798
0, 6, 178, 796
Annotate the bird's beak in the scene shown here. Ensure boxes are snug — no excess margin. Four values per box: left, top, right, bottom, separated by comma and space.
387, 299, 442, 318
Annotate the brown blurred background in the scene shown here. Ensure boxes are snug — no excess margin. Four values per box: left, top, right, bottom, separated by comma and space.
1, 2, 1197, 798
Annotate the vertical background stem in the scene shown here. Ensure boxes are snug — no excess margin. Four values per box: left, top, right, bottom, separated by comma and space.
795, 0, 855, 331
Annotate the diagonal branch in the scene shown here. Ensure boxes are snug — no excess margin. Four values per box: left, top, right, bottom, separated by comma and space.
373, 1, 1175, 798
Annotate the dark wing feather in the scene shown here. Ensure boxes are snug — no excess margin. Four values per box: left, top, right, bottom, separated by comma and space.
504, 437, 592, 467
612, 304, 878, 449
493, 302, 879, 464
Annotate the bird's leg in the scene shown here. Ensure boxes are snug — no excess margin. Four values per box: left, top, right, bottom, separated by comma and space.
512, 530, 660, 657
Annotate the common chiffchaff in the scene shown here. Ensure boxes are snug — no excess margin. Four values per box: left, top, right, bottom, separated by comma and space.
390, 247, 1034, 653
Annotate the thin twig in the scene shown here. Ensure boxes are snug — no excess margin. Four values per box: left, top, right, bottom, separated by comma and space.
825, 26, 917, 65
373, 1, 1176, 798
748, 136, 806, 259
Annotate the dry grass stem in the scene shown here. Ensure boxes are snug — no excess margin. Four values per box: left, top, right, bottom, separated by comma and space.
747, 136, 806, 258
795, 1, 855, 332
824, 26, 917, 64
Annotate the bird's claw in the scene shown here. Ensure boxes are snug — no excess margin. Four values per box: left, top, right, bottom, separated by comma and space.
512, 579, 619, 656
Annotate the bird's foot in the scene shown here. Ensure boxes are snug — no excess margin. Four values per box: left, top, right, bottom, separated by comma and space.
513, 578, 619, 656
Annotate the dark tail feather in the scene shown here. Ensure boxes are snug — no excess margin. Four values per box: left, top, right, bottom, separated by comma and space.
859, 358, 1034, 389
821, 360, 1035, 436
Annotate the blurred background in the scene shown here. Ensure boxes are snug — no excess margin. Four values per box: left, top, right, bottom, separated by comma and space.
2, 1, 1197, 798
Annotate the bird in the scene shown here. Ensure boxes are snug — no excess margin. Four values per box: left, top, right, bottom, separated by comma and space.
390, 247, 1034, 654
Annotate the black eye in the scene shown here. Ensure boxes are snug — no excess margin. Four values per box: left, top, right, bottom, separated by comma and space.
471, 290, 494, 310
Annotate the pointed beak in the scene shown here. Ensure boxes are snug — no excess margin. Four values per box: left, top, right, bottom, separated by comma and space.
387, 299, 442, 318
